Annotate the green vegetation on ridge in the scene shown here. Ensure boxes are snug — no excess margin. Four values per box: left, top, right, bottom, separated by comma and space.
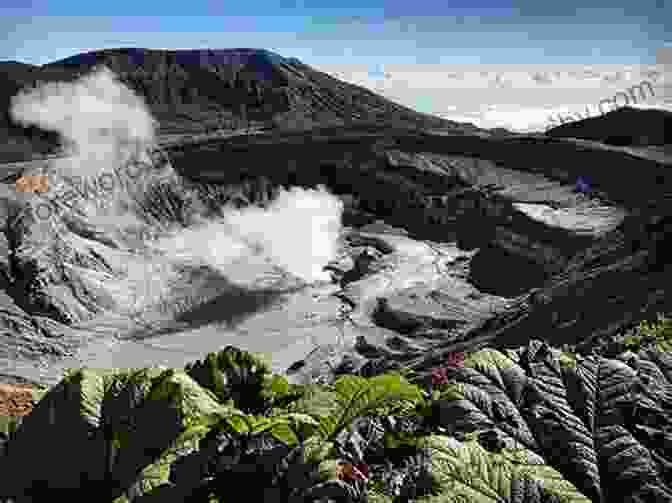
0, 314, 670, 502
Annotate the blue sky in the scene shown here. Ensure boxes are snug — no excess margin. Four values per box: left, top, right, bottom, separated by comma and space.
1, 1, 670, 132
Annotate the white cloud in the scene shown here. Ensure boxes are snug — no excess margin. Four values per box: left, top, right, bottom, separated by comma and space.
10, 65, 157, 178
318, 63, 671, 133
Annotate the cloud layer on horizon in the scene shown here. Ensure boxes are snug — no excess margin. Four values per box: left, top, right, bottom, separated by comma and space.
320, 63, 670, 133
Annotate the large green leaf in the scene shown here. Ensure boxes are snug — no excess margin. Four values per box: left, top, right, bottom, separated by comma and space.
110, 368, 241, 497
262, 373, 426, 475
431, 340, 672, 503
415, 435, 591, 503
183, 346, 276, 414
327, 373, 425, 441
283, 382, 342, 419
0, 366, 236, 501
431, 350, 538, 452
0, 367, 118, 494
222, 411, 320, 447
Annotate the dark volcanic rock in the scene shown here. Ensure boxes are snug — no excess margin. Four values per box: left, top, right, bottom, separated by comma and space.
546, 106, 672, 146
466, 243, 552, 297
372, 297, 467, 336
402, 215, 672, 378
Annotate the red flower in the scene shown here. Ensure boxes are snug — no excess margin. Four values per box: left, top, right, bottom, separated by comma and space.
431, 352, 465, 386
431, 367, 450, 386
446, 351, 465, 368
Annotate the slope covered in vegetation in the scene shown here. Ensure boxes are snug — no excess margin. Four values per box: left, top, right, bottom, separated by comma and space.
0, 315, 670, 502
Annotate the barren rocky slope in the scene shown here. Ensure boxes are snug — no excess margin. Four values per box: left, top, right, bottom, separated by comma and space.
0, 124, 669, 390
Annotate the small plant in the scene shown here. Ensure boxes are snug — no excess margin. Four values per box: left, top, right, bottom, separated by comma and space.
559, 351, 578, 370
623, 333, 642, 352
622, 312, 672, 352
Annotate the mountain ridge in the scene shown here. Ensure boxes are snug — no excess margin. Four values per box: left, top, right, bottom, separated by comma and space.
0, 47, 483, 162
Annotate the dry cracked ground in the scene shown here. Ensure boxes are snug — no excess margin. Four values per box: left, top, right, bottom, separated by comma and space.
0, 126, 670, 400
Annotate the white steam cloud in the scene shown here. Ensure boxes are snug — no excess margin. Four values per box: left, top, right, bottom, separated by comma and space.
9, 65, 343, 318
10, 66, 156, 178
152, 185, 343, 283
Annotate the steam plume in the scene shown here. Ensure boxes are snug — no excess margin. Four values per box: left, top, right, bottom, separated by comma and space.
10, 65, 155, 178
9, 65, 343, 318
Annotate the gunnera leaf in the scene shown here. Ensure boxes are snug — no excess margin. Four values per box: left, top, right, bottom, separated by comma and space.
0, 367, 120, 496
429, 340, 672, 503
430, 349, 538, 452
326, 374, 425, 442
0, 366, 236, 501
184, 346, 275, 414
415, 435, 590, 503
